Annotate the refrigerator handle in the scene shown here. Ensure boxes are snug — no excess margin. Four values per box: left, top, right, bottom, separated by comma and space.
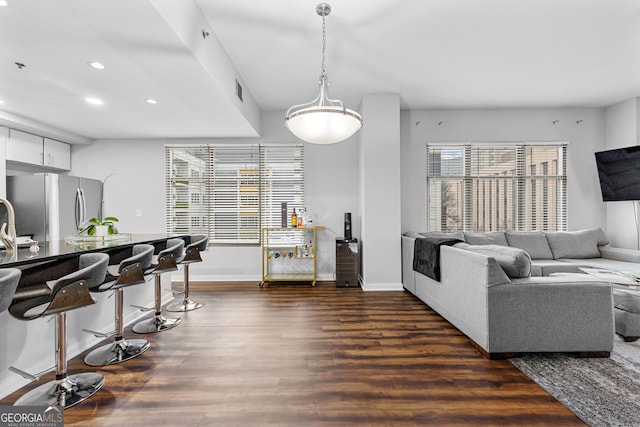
80, 188, 87, 226
75, 188, 85, 229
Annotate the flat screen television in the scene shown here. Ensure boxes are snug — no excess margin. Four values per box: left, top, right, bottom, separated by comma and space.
595, 145, 640, 201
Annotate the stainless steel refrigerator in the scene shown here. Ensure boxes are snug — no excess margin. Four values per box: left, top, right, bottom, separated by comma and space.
6, 174, 102, 243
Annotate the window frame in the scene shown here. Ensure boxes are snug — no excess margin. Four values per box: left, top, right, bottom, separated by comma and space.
165, 144, 304, 245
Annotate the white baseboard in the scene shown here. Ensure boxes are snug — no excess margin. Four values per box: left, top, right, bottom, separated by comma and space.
360, 282, 404, 291
169, 275, 402, 291
170, 274, 336, 283
171, 274, 262, 283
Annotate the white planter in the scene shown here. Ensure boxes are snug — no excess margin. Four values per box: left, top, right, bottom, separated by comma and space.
94, 225, 109, 237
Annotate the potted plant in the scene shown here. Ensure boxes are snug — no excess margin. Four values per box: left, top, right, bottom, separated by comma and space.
80, 217, 119, 236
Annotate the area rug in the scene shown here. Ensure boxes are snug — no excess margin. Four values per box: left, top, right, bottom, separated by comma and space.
509, 337, 640, 427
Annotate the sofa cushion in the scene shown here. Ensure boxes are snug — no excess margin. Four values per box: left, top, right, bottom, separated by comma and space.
455, 243, 531, 278
614, 289, 640, 314
545, 228, 609, 259
463, 231, 508, 246
505, 231, 554, 260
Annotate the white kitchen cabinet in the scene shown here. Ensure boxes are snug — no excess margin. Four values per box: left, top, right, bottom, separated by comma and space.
43, 138, 71, 170
6, 129, 43, 165
6, 130, 71, 171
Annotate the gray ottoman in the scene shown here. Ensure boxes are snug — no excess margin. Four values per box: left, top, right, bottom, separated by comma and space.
613, 287, 640, 342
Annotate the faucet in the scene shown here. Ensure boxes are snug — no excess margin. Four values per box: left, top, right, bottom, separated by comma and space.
0, 197, 17, 255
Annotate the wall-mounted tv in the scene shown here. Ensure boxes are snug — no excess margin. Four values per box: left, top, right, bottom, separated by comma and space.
595, 145, 640, 201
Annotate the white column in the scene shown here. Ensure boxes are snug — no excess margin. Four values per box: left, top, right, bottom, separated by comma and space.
358, 94, 402, 290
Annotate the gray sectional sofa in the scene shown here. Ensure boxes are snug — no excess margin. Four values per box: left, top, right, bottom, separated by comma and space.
401, 228, 639, 359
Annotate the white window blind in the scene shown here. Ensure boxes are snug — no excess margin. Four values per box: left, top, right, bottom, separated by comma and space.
260, 145, 305, 229
426, 143, 567, 232
165, 146, 210, 238
211, 145, 261, 243
166, 144, 304, 244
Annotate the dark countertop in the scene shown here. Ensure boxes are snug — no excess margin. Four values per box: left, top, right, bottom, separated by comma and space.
0, 234, 184, 268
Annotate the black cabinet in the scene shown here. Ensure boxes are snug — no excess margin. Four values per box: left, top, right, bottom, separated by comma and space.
336, 238, 359, 287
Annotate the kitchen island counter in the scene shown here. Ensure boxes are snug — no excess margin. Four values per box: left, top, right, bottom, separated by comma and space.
0, 234, 184, 267
0, 234, 189, 289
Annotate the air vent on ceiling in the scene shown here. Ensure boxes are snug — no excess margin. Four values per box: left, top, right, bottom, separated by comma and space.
235, 79, 243, 102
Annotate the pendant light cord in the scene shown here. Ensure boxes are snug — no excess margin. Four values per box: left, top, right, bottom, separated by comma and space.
321, 13, 327, 79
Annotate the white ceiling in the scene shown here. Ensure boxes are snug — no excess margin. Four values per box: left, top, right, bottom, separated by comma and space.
0, 0, 639, 142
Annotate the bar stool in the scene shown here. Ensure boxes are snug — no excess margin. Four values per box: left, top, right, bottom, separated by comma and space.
166, 235, 208, 312
84, 244, 155, 366
132, 238, 184, 334
8, 253, 109, 408
0, 268, 21, 313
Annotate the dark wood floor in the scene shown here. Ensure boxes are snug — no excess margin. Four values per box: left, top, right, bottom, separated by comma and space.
1, 282, 584, 426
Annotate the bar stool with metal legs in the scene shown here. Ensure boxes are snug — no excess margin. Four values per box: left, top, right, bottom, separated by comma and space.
8, 253, 109, 408
132, 238, 184, 334
83, 244, 155, 366
0, 268, 21, 314
166, 234, 208, 312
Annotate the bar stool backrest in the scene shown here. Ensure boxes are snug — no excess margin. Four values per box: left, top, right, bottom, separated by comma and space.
119, 244, 154, 273
161, 238, 185, 259
188, 235, 209, 252
181, 235, 209, 264
75, 253, 110, 289
151, 239, 184, 274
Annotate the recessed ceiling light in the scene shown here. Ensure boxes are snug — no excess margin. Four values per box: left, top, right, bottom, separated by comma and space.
0, 99, 4, 104
0, 1, 8, 7
85, 97, 104, 106
145, 98, 158, 104
88, 61, 105, 70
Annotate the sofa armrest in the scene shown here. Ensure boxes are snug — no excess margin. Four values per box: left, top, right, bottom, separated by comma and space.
442, 246, 512, 286
599, 246, 640, 263
487, 280, 614, 353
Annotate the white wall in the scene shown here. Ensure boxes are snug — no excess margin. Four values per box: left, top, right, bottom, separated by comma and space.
70, 110, 361, 282
605, 98, 640, 249
401, 108, 608, 234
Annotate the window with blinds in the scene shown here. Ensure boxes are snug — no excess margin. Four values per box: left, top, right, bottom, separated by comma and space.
166, 144, 304, 244
426, 143, 567, 232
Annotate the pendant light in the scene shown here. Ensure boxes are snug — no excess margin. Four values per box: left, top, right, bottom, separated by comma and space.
285, 3, 362, 144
